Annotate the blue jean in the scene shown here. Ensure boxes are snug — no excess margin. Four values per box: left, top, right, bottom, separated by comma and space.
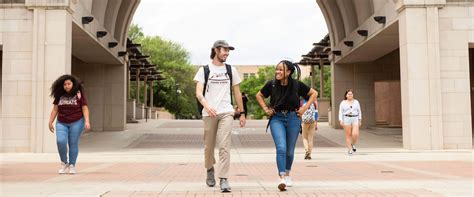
56, 118, 84, 165
269, 112, 301, 176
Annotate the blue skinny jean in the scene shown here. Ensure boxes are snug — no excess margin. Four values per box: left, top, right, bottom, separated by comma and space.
56, 118, 84, 165
269, 111, 301, 176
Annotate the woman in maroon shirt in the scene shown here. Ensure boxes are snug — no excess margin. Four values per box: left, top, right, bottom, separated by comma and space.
48, 75, 90, 174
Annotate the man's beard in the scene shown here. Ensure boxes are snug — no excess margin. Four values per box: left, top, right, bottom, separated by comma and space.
217, 55, 226, 63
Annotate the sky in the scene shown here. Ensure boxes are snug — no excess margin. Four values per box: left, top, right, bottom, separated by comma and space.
131, 0, 328, 65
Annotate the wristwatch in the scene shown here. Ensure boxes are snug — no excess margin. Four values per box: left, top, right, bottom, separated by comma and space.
239, 111, 246, 115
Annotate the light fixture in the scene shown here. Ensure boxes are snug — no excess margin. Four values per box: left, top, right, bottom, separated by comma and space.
374, 16, 386, 24
127, 43, 141, 48
344, 41, 354, 47
81, 16, 94, 24
332, 50, 342, 56
96, 31, 107, 38
357, 30, 368, 37
108, 42, 118, 48
134, 55, 150, 60
118, 51, 127, 57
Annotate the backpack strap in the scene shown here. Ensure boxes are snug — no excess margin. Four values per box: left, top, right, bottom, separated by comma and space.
225, 64, 233, 105
202, 65, 210, 96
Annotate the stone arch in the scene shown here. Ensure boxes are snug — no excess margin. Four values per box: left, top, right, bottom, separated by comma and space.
317, 0, 376, 47
336, 0, 358, 36
353, 0, 374, 25
114, 1, 139, 44
103, 0, 123, 36
81, 0, 139, 45
91, 0, 107, 26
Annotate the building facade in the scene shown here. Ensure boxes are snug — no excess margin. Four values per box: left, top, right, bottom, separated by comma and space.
234, 65, 311, 80
1, 0, 472, 153
1, 0, 140, 152
318, 0, 473, 149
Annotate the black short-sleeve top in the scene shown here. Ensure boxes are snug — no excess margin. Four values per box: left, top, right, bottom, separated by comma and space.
259, 80, 311, 111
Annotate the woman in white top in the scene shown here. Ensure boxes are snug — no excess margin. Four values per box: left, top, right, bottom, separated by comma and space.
338, 90, 361, 155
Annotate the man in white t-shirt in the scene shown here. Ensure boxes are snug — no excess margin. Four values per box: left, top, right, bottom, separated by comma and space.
194, 40, 246, 193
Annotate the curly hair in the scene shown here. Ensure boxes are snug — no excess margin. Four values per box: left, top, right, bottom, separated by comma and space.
50, 74, 84, 100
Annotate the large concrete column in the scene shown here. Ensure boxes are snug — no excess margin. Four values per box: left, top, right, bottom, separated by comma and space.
319, 64, 324, 98
330, 62, 354, 129
1, 8, 34, 152
73, 63, 126, 131
331, 60, 380, 129
103, 64, 126, 131
437, 4, 473, 149
397, 2, 445, 150
1, 6, 72, 152
31, 9, 72, 152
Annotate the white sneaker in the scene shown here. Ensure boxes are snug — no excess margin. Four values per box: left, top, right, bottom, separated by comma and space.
58, 162, 69, 174
284, 176, 292, 187
278, 178, 286, 191
68, 164, 76, 174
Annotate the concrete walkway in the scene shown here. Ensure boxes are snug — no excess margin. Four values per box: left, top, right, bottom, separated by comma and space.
1, 120, 472, 196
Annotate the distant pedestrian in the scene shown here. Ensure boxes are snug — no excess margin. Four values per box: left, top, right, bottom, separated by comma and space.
234, 92, 248, 119
338, 89, 361, 155
300, 98, 318, 160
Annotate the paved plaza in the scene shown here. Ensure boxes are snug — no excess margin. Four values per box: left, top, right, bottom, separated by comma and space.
1, 120, 472, 196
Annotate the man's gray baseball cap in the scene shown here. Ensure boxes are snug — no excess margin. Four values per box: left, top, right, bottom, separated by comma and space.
213, 40, 235, 50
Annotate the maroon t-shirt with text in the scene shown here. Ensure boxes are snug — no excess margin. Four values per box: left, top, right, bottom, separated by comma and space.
53, 91, 88, 123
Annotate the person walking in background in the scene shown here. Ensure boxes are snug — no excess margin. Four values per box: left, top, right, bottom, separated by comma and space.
194, 40, 246, 193
256, 60, 318, 191
48, 75, 91, 174
233, 92, 248, 120
338, 89, 362, 155
241, 92, 248, 117
300, 98, 318, 160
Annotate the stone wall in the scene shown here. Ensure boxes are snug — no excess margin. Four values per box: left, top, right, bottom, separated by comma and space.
331, 49, 400, 129
1, 8, 34, 152
438, 4, 473, 149
72, 58, 126, 132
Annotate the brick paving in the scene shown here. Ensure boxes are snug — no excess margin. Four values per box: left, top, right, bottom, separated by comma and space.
2, 161, 470, 183
126, 133, 340, 149
1, 120, 472, 196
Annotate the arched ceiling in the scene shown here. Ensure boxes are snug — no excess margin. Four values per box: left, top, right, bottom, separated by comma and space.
317, 0, 375, 47
86, 0, 140, 44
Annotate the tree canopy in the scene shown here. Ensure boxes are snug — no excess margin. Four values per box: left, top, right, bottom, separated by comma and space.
128, 24, 199, 119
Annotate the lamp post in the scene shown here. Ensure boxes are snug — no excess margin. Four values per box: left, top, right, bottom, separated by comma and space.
175, 83, 181, 119
176, 89, 182, 119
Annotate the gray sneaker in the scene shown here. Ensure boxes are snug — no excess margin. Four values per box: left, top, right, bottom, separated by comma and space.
351, 144, 357, 152
206, 167, 215, 187
220, 178, 231, 193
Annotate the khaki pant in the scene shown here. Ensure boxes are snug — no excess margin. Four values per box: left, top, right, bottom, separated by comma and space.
301, 122, 316, 154
203, 112, 234, 178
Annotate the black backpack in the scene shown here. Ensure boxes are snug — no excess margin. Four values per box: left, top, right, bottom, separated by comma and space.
197, 64, 233, 115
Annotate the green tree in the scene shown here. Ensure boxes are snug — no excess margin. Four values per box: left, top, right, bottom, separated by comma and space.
240, 66, 275, 119
240, 65, 332, 119
128, 24, 144, 42
301, 66, 331, 100
128, 24, 199, 119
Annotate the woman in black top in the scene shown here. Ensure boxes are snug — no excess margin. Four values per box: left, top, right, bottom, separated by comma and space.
256, 60, 318, 191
